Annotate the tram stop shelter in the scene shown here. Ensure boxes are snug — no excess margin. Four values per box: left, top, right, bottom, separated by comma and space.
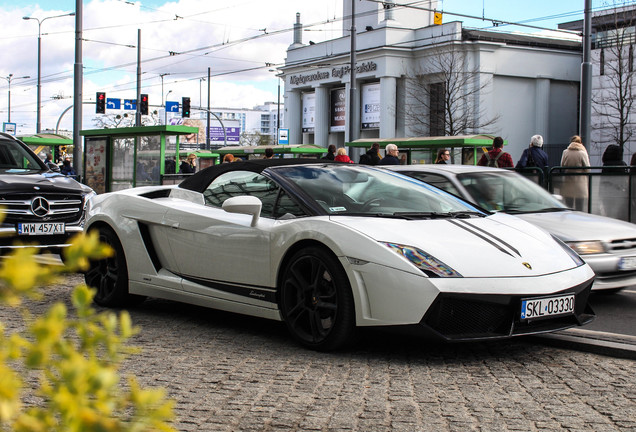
215, 144, 327, 161
18, 133, 73, 164
346, 134, 505, 165
80, 125, 219, 194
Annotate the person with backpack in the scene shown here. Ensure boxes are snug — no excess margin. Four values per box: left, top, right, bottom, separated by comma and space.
477, 136, 514, 168
359, 143, 381, 165
516, 134, 549, 169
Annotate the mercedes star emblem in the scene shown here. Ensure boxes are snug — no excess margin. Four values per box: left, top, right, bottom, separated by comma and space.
31, 197, 50, 217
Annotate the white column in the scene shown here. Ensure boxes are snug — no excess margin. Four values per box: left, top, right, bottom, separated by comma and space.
380, 76, 397, 138
535, 78, 550, 138
315, 86, 329, 147
285, 89, 302, 145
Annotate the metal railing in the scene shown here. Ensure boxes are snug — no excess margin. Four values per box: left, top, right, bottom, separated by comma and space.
516, 165, 636, 223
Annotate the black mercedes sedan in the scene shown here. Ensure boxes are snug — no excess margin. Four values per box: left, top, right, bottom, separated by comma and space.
0, 132, 95, 258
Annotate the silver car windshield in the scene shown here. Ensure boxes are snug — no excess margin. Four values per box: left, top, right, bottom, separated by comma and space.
457, 171, 567, 213
275, 165, 485, 218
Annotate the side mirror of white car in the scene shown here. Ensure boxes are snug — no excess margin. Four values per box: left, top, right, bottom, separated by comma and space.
552, 194, 564, 203
222, 196, 262, 227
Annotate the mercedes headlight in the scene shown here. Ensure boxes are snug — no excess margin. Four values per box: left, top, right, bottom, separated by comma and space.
565, 240, 605, 256
382, 242, 462, 277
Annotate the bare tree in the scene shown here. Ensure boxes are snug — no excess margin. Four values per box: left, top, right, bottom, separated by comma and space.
91, 111, 161, 129
403, 43, 499, 136
591, 8, 635, 154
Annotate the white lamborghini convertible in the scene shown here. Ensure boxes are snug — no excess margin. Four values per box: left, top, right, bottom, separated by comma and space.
84, 159, 595, 350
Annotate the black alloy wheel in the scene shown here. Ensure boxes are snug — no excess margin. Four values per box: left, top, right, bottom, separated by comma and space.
84, 226, 145, 307
280, 246, 355, 351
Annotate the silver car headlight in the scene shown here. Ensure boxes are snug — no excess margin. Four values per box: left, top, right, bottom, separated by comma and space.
553, 236, 586, 266
381, 242, 462, 277
565, 240, 605, 256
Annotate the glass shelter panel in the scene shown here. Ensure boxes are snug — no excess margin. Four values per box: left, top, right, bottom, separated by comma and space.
84, 138, 108, 194
112, 137, 134, 191
136, 135, 161, 185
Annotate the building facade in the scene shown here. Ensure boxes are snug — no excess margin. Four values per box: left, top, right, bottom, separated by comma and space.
281, 3, 583, 164
560, 5, 636, 165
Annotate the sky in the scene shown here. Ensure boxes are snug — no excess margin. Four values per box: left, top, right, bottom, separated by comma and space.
1, 0, 635, 135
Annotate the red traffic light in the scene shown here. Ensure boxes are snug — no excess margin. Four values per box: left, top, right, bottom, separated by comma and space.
96, 92, 106, 114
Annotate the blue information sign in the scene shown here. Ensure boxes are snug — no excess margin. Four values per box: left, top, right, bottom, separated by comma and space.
165, 101, 180, 112
124, 99, 137, 110
106, 98, 121, 110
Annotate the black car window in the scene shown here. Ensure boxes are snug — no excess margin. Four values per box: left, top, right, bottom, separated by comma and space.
203, 170, 305, 219
402, 171, 460, 196
0, 139, 42, 170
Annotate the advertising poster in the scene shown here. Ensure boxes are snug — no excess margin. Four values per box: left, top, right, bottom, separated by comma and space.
302, 92, 316, 133
361, 82, 381, 129
330, 88, 346, 132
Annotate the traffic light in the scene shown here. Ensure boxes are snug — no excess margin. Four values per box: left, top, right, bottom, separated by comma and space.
96, 92, 106, 114
182, 97, 191, 118
140, 94, 149, 115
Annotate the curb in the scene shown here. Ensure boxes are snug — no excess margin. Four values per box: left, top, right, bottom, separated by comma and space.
535, 328, 636, 360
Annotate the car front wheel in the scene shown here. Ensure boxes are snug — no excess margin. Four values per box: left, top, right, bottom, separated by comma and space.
280, 247, 355, 351
85, 226, 145, 307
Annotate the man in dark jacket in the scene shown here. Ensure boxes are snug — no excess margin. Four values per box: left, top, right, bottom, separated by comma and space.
379, 144, 400, 165
516, 134, 549, 169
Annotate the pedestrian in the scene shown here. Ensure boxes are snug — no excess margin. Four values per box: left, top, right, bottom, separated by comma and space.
359, 143, 381, 165
264, 147, 274, 159
435, 148, 450, 164
334, 147, 354, 163
477, 136, 514, 168
222, 154, 235, 163
44, 153, 58, 171
516, 135, 549, 169
60, 158, 76, 176
322, 145, 336, 160
600, 144, 628, 219
379, 144, 400, 165
560, 135, 590, 211
180, 153, 197, 173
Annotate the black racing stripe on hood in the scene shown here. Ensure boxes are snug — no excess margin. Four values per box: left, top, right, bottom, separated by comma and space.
455, 219, 521, 257
447, 219, 517, 258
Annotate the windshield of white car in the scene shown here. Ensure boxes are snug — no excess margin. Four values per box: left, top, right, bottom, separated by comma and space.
457, 171, 567, 214
274, 165, 486, 217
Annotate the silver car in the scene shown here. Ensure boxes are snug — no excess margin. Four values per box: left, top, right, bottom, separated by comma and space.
388, 164, 636, 293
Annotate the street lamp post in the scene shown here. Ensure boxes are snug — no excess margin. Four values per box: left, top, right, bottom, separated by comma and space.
164, 89, 172, 125
2, 74, 31, 123
23, 12, 75, 133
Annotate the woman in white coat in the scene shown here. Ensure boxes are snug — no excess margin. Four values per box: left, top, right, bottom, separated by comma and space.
560, 135, 590, 211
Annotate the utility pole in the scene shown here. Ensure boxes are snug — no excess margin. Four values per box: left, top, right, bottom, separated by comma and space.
72, 0, 82, 175
348, 0, 357, 145
580, 0, 592, 147
135, 29, 142, 127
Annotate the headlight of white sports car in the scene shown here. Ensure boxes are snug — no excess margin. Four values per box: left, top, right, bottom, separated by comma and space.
553, 236, 586, 266
565, 240, 605, 256
381, 242, 462, 277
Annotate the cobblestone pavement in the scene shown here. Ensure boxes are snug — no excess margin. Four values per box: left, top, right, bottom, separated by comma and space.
3, 274, 635, 432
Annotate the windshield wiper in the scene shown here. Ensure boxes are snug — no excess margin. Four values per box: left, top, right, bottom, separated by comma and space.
340, 212, 414, 219
393, 211, 485, 220
507, 207, 567, 214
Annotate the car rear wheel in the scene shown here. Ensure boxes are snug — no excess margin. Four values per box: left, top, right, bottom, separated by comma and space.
85, 226, 145, 307
280, 247, 355, 351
